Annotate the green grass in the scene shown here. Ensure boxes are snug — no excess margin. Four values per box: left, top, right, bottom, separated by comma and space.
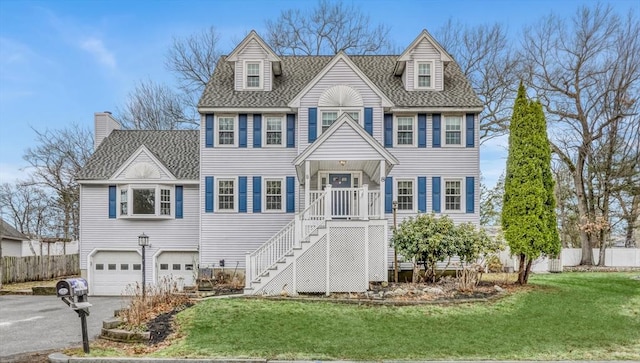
157, 273, 639, 360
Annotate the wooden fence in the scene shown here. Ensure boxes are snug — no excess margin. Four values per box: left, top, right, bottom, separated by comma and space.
1, 254, 79, 284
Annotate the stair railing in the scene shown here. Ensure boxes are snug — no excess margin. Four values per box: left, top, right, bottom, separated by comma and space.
245, 190, 328, 288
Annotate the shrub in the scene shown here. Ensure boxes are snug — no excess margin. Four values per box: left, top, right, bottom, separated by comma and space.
119, 276, 192, 330
391, 213, 504, 283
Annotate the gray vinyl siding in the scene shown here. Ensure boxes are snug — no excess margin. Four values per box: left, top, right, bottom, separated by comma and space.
113, 151, 172, 180
200, 113, 299, 268
298, 59, 384, 152
234, 39, 273, 91
78, 184, 199, 274
405, 38, 444, 91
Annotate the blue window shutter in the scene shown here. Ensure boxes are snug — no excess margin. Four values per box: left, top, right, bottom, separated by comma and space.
253, 114, 262, 148
418, 177, 426, 212
239, 176, 247, 212
205, 114, 214, 148
286, 176, 295, 213
466, 176, 475, 213
432, 113, 441, 148
108, 186, 116, 218
308, 108, 317, 143
432, 177, 441, 213
418, 114, 427, 148
286, 114, 295, 148
466, 113, 475, 148
384, 114, 393, 148
205, 176, 214, 213
175, 186, 183, 219
364, 107, 373, 135
253, 176, 262, 213
239, 114, 247, 148
385, 176, 393, 213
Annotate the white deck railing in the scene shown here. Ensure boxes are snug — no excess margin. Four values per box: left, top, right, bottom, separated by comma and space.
245, 185, 383, 288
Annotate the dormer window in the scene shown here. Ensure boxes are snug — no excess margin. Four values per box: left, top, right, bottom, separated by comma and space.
415, 61, 434, 89
245, 61, 262, 89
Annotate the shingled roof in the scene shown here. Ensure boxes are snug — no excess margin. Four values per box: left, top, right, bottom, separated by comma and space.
77, 130, 199, 180
1, 218, 28, 241
198, 55, 482, 109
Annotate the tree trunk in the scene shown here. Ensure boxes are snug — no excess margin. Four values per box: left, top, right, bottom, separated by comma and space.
517, 254, 526, 285
574, 152, 594, 265
523, 259, 533, 284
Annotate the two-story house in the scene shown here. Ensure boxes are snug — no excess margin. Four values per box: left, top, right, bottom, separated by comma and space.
77, 29, 482, 296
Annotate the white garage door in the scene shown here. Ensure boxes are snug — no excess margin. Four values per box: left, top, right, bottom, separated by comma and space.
92, 251, 142, 296
156, 251, 198, 288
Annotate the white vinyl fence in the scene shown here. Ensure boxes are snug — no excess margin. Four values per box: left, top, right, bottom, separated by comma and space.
21, 240, 79, 256
498, 248, 640, 273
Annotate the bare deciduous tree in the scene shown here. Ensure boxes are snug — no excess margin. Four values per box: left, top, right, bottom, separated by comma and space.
0, 182, 58, 238
521, 4, 640, 264
436, 20, 519, 143
265, 0, 392, 55
22, 124, 94, 240
116, 79, 197, 130
165, 26, 223, 98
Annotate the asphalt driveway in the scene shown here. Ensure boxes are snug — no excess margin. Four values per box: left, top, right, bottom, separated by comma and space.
0, 295, 127, 358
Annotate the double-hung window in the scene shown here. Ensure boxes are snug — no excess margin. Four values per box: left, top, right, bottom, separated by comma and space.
217, 179, 235, 211
265, 116, 283, 146
396, 116, 415, 146
444, 116, 463, 146
217, 116, 235, 146
245, 62, 261, 88
415, 61, 434, 89
445, 180, 462, 211
265, 179, 283, 211
397, 180, 414, 211
320, 110, 360, 134
118, 185, 172, 217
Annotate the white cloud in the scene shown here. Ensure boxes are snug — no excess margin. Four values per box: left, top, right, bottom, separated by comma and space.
80, 37, 116, 69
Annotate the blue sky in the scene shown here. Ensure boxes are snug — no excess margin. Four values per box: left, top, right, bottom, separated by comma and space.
0, 0, 636, 187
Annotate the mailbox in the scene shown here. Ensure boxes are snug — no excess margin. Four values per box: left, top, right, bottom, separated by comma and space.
56, 277, 91, 354
56, 278, 89, 298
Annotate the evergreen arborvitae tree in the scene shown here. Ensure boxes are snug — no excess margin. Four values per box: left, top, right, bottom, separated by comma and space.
502, 83, 560, 284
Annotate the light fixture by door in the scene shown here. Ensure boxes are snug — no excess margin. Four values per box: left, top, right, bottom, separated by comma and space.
339, 160, 347, 167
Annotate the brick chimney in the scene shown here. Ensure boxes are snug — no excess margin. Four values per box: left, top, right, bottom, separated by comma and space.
94, 111, 121, 151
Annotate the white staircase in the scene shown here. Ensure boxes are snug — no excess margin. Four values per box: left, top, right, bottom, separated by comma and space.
244, 191, 328, 295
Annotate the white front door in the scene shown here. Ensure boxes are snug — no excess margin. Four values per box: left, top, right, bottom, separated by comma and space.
92, 251, 142, 296
156, 251, 198, 289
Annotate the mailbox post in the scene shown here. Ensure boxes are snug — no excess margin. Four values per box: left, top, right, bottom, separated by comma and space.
56, 278, 92, 353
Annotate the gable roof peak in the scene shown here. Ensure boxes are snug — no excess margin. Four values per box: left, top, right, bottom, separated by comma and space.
397, 29, 453, 63
288, 51, 394, 108
226, 30, 281, 63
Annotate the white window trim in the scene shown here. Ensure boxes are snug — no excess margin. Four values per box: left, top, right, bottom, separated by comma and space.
318, 108, 363, 135
393, 114, 417, 147
414, 60, 435, 90
263, 177, 285, 212
216, 177, 238, 213
443, 177, 465, 213
395, 178, 416, 212
117, 184, 173, 219
243, 60, 264, 90
216, 115, 238, 147
442, 115, 465, 148
262, 115, 285, 147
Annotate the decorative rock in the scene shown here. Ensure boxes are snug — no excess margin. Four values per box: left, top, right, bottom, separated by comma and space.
391, 288, 407, 296
423, 287, 444, 295
494, 285, 505, 292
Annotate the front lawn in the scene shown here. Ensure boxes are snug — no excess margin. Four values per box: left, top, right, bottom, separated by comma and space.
156, 272, 640, 360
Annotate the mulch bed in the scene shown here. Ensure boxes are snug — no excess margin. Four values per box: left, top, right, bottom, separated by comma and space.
146, 302, 193, 345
